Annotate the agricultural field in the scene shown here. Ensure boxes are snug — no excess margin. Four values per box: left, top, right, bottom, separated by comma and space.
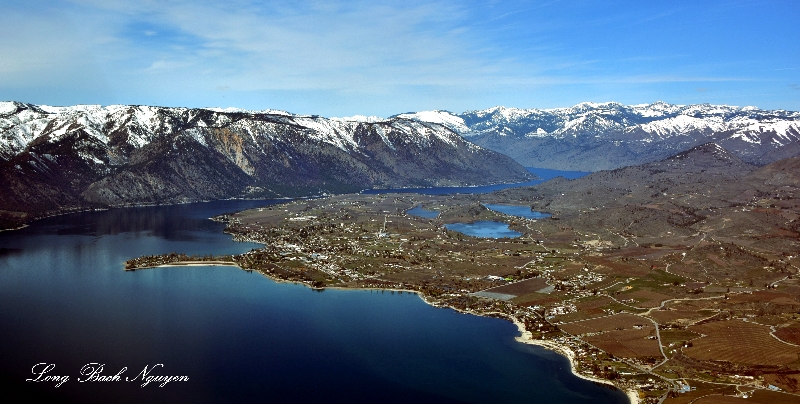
775, 325, 800, 345
561, 313, 653, 335
691, 389, 800, 403
482, 277, 549, 297
684, 319, 800, 366
585, 328, 662, 359
658, 329, 701, 349
617, 289, 674, 308
648, 308, 713, 326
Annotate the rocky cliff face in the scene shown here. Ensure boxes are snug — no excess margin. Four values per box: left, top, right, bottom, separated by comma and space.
0, 102, 531, 228
396, 102, 800, 171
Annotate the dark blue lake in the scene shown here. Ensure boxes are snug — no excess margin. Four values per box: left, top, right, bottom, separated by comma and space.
0, 172, 624, 404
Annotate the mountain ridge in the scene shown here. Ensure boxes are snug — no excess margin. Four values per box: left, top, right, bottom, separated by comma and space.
396, 102, 800, 171
0, 101, 532, 229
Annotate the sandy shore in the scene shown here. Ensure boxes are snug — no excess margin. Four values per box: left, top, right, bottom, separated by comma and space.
0, 224, 28, 232
266, 277, 642, 403
506, 316, 640, 404
127, 260, 240, 270
157, 260, 239, 266
410, 294, 641, 404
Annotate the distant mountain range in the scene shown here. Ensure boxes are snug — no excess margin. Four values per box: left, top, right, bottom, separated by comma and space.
395, 102, 800, 171
3, 100, 799, 230
0, 102, 530, 228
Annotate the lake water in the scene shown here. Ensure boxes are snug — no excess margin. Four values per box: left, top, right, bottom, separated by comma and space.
444, 220, 523, 239
0, 170, 625, 404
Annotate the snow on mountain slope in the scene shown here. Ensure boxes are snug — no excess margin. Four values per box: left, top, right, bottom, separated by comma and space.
331, 115, 384, 123
0, 101, 532, 229
392, 110, 470, 134
0, 103, 480, 161
401, 102, 800, 170
0, 102, 52, 158
404, 102, 799, 140
205, 107, 293, 116
636, 115, 727, 139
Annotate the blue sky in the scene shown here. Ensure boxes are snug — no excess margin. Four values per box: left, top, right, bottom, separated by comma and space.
1, 0, 798, 116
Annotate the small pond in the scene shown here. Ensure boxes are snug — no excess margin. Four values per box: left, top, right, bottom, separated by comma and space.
406, 206, 439, 218
444, 220, 522, 239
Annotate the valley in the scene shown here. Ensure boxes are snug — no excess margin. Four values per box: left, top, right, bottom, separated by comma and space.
5, 99, 800, 403
0, 102, 530, 229
127, 144, 800, 403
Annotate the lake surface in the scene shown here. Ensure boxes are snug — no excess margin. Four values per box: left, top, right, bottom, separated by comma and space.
1, 175, 625, 403
445, 220, 523, 239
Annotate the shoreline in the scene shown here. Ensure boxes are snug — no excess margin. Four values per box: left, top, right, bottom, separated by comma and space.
304, 283, 639, 403
437, 305, 640, 404
0, 223, 28, 232
0, 176, 538, 233
125, 260, 240, 270
507, 317, 640, 404
0, 197, 294, 233
125, 260, 639, 403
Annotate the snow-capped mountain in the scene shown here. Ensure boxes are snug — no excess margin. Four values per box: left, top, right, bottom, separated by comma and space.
0, 102, 530, 229
396, 102, 800, 171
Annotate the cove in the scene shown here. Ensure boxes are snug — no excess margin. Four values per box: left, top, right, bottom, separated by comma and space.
0, 199, 625, 403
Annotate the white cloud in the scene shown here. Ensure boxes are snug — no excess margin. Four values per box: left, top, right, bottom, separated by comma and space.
49, 0, 489, 92
144, 60, 191, 72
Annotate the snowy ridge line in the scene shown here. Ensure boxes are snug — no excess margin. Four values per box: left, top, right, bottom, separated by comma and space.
0, 101, 467, 160
397, 101, 800, 141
